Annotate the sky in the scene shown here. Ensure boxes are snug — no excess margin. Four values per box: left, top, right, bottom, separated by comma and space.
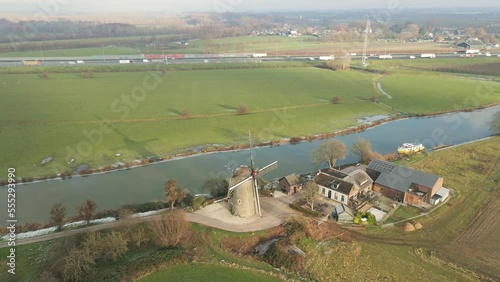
0, 0, 498, 14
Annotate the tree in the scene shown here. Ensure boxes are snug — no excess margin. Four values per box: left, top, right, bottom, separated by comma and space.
203, 177, 229, 197
351, 138, 383, 164
148, 211, 189, 247
102, 231, 128, 262
62, 247, 96, 281
165, 178, 188, 209
238, 104, 249, 115
303, 181, 319, 211
311, 139, 347, 168
129, 226, 150, 248
49, 203, 67, 231
331, 96, 340, 104
490, 111, 500, 135
181, 108, 191, 119
78, 199, 96, 225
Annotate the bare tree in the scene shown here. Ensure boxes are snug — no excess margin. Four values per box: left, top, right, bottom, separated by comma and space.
102, 231, 129, 262
39, 72, 49, 79
78, 199, 97, 225
181, 108, 191, 119
62, 247, 96, 281
237, 104, 249, 115
351, 138, 383, 164
165, 178, 188, 209
148, 211, 189, 247
129, 226, 150, 248
49, 203, 67, 231
311, 139, 347, 168
303, 181, 319, 211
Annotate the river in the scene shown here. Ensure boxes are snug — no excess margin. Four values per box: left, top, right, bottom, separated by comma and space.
1, 106, 498, 224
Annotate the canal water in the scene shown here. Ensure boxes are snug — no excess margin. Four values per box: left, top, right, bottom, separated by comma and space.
1, 106, 498, 224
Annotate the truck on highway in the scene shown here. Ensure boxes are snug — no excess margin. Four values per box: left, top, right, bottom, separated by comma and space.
252, 53, 267, 58
378, 55, 393, 60
319, 55, 335, 61
420, 53, 436, 59
465, 49, 480, 54
119, 60, 131, 64
76, 60, 84, 64
22, 60, 41, 66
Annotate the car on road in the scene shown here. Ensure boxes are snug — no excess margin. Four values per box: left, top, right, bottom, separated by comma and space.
409, 55, 416, 59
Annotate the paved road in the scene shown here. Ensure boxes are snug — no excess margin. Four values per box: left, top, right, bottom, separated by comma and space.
0, 193, 298, 248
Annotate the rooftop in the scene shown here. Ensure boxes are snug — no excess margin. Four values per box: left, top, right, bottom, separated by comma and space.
314, 173, 355, 195
282, 174, 300, 186
367, 160, 440, 193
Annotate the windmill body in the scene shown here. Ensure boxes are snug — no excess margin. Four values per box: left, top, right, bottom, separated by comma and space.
229, 166, 260, 218
226, 132, 278, 218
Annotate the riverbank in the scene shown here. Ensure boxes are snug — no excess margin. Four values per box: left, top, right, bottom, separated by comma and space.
2, 102, 497, 187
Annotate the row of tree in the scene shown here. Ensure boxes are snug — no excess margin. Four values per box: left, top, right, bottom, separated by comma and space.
49, 199, 96, 231
311, 138, 384, 169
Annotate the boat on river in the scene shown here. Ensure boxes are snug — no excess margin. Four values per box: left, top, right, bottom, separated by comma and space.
397, 143, 425, 155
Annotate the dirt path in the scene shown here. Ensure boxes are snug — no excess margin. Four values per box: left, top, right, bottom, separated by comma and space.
0, 194, 299, 248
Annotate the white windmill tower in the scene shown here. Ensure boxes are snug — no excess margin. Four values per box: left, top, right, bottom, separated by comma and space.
226, 132, 278, 218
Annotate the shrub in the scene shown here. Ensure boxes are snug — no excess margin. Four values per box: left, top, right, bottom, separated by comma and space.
237, 104, 249, 115
331, 96, 340, 104
191, 196, 206, 211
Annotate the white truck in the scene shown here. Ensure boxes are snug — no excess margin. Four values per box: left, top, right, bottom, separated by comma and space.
378, 55, 393, 60
119, 60, 131, 64
252, 53, 267, 58
420, 53, 436, 59
465, 49, 480, 54
76, 60, 84, 64
319, 55, 335, 61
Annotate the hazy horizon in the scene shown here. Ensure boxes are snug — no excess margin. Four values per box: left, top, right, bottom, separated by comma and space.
1, 0, 499, 14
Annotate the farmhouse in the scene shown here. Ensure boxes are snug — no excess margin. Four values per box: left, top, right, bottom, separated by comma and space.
456, 38, 484, 50
366, 160, 444, 205
279, 174, 302, 195
314, 168, 373, 205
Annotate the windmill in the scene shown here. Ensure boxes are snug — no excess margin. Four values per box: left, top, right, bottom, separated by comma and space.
226, 132, 278, 218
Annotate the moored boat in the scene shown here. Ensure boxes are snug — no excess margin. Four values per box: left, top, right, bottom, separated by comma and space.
397, 143, 425, 155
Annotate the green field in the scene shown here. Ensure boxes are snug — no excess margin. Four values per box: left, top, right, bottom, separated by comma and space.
0, 67, 391, 177
1, 59, 499, 179
379, 71, 500, 113
139, 264, 281, 282
0, 35, 451, 57
147, 35, 452, 55
0, 46, 140, 58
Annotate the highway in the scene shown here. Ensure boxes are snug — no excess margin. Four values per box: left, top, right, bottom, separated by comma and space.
0, 52, 498, 67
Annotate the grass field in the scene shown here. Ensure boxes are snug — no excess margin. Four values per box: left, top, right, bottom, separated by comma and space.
1, 58, 499, 180
379, 71, 500, 114
0, 35, 452, 57
384, 205, 422, 224
0, 46, 141, 58
149, 35, 453, 55
0, 67, 392, 177
139, 264, 281, 282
